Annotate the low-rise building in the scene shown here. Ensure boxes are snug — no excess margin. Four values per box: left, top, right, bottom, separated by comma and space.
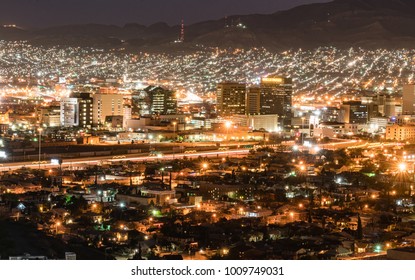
386, 124, 415, 141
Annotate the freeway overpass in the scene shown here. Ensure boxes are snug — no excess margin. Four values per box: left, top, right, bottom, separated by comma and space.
0, 148, 251, 171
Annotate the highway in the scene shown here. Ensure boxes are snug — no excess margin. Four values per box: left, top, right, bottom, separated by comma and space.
0, 148, 251, 171
1, 139, 400, 171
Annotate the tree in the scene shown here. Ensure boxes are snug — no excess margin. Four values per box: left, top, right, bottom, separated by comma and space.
65, 195, 88, 217
356, 214, 363, 240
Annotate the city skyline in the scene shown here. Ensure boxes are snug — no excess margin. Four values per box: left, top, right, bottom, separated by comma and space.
2, 0, 415, 262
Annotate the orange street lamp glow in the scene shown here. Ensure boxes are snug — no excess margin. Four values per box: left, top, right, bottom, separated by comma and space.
398, 162, 407, 172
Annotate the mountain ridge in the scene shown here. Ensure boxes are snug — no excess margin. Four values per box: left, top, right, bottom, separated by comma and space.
1, 0, 415, 50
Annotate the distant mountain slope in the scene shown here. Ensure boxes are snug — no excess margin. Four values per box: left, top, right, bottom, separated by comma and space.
2, 0, 415, 50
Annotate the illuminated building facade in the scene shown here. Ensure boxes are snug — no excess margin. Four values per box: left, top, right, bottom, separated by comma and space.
246, 87, 261, 115
216, 82, 246, 116
60, 93, 93, 128
340, 101, 373, 124
93, 93, 123, 126
403, 84, 415, 115
386, 124, 415, 141
259, 76, 293, 128
145, 86, 177, 115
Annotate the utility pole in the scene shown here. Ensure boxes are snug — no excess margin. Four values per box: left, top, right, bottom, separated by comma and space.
38, 127, 43, 170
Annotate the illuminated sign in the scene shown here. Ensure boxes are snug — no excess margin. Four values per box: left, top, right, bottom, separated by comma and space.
262, 77, 284, 84
51, 159, 62, 165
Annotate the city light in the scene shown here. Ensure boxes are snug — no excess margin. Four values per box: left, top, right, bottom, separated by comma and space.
398, 162, 407, 172
2, 4, 415, 263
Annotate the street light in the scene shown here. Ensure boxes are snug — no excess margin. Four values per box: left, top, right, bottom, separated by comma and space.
289, 211, 294, 222
172, 121, 177, 140
225, 121, 232, 141
38, 127, 43, 170
172, 121, 177, 159
397, 162, 410, 195
301, 117, 305, 145
201, 162, 209, 174
398, 162, 407, 172
55, 221, 61, 234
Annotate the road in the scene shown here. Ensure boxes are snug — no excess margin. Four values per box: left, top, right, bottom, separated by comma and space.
317, 140, 401, 151
0, 149, 251, 171
340, 252, 387, 260
3, 140, 400, 171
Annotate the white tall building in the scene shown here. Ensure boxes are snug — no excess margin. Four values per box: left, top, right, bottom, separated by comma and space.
123, 105, 132, 130
60, 93, 93, 128
60, 98, 79, 127
93, 93, 124, 126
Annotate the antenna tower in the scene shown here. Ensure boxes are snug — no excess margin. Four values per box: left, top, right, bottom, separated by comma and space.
180, 19, 185, 42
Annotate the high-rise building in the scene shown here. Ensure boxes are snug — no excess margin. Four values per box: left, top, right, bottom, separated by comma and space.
123, 105, 132, 130
216, 82, 246, 116
340, 101, 373, 124
60, 98, 79, 127
60, 93, 93, 128
259, 76, 293, 128
76, 93, 93, 128
371, 94, 401, 118
132, 90, 151, 116
145, 86, 177, 115
246, 87, 261, 115
321, 107, 341, 123
93, 93, 124, 126
402, 84, 415, 115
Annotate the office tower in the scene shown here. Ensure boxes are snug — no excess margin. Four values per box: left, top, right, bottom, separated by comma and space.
321, 107, 341, 123
402, 84, 415, 115
93, 93, 124, 126
123, 105, 132, 130
145, 86, 177, 115
340, 101, 373, 124
246, 87, 261, 115
60, 92, 93, 128
374, 94, 399, 118
259, 76, 293, 127
132, 90, 151, 116
216, 82, 246, 116
61, 98, 79, 127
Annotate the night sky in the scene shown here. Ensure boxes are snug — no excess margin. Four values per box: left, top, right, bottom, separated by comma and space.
0, 0, 332, 28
